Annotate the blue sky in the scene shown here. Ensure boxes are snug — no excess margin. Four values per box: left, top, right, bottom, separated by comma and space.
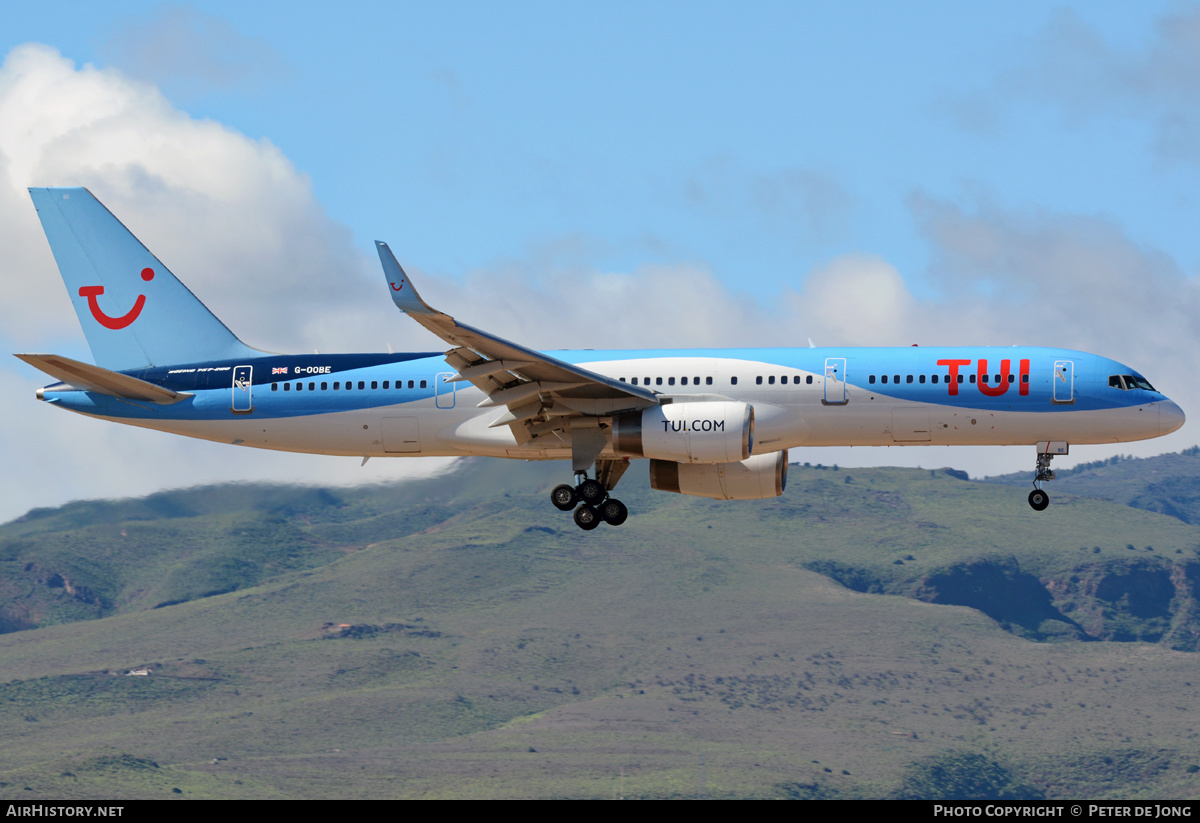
3, 2, 1199, 519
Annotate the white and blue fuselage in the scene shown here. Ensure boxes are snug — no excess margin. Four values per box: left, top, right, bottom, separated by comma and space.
44, 346, 1181, 459
20, 187, 1185, 526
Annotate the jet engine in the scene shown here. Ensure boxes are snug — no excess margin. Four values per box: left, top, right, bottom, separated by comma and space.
612, 402, 753, 463
649, 450, 788, 500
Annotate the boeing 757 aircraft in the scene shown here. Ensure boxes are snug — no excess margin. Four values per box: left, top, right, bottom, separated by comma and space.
18, 188, 1186, 529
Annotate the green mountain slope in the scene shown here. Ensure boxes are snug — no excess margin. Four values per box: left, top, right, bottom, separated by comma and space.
982, 446, 1200, 525
2, 456, 1200, 798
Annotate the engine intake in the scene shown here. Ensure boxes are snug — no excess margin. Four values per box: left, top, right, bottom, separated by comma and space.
612, 401, 753, 463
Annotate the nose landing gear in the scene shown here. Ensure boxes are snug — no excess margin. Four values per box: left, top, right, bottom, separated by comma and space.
549, 459, 631, 529
1028, 441, 1067, 511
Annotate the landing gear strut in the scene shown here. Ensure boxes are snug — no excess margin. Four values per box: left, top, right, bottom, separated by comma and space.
548, 460, 631, 529
1028, 442, 1067, 511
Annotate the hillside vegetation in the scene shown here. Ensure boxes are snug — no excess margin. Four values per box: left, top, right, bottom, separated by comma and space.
2, 454, 1200, 798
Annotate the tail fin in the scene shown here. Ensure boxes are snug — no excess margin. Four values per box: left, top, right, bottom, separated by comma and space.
29, 187, 259, 370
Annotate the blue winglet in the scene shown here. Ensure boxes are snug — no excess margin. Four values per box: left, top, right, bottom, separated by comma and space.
375, 241, 435, 316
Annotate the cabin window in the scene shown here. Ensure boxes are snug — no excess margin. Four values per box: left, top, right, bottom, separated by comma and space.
284, 383, 291, 391
407, 380, 414, 388
321, 382, 328, 391
296, 382, 304, 392
969, 374, 976, 384
793, 375, 800, 384
931, 375, 938, 384
1007, 374, 1014, 384
894, 375, 900, 384
371, 381, 378, 390
383, 380, 390, 389
682, 377, 690, 385
333, 382, 340, 390
806, 375, 813, 384
706, 376, 713, 385
906, 375, 913, 384
668, 377, 676, 386
918, 374, 926, 384
656, 377, 663, 386
307, 382, 314, 391
271, 383, 278, 391
981, 374, 988, 384
881, 375, 888, 384
358, 381, 365, 390
420, 380, 427, 389
694, 376, 700, 384
731, 376, 738, 385
756, 376, 763, 385
768, 376, 775, 385
957, 374, 963, 384
869, 375, 877, 384
631, 377, 638, 385
620, 377, 627, 383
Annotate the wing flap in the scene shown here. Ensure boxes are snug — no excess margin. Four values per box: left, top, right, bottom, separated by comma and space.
16, 353, 193, 404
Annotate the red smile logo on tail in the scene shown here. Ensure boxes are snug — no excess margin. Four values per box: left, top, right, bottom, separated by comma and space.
79, 268, 154, 329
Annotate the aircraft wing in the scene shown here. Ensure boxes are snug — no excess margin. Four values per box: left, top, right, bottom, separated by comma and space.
376, 242, 658, 444
16, 353, 193, 404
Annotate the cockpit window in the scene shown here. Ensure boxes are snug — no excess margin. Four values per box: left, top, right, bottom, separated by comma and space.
1110, 374, 1157, 392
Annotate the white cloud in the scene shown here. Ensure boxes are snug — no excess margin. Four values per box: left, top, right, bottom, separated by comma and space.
680, 158, 856, 250
98, 3, 287, 98
950, 7, 1200, 164
0, 44, 396, 355
0, 44, 444, 523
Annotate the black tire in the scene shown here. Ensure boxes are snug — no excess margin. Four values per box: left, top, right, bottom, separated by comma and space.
574, 504, 601, 530
600, 498, 628, 526
577, 479, 605, 505
1028, 489, 1049, 511
551, 484, 577, 511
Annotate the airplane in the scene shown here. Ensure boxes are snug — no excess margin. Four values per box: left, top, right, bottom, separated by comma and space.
17, 187, 1186, 530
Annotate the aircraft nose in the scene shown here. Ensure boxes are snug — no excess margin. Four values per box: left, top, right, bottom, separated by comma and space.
1160, 400, 1186, 435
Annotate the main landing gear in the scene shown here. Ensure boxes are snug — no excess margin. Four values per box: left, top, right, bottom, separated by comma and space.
551, 472, 629, 530
1027, 442, 1067, 511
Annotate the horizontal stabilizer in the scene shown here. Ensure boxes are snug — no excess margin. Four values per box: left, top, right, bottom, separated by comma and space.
15, 354, 192, 404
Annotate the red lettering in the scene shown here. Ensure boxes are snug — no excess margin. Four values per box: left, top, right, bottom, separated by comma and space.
1019, 359, 1030, 396
937, 359, 971, 396
977, 359, 1011, 397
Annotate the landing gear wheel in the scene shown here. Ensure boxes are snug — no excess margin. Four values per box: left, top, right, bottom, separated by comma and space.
577, 479, 605, 505
600, 498, 628, 526
1028, 489, 1050, 511
551, 484, 577, 511
573, 504, 601, 530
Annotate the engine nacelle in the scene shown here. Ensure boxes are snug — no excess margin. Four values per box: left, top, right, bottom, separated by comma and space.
649, 450, 788, 500
612, 402, 753, 463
